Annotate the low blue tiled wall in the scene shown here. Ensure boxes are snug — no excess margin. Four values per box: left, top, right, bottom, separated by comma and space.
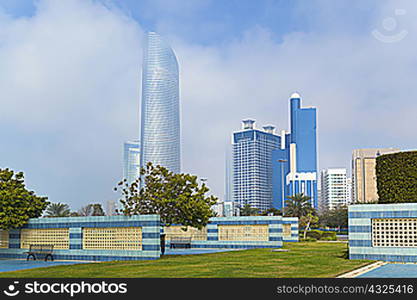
282, 217, 299, 242
166, 216, 284, 249
0, 215, 160, 261
349, 203, 417, 262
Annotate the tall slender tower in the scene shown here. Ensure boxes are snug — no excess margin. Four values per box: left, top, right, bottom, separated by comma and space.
272, 92, 318, 210
140, 32, 181, 173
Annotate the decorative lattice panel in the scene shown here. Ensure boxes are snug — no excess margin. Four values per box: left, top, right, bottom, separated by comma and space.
283, 224, 292, 237
218, 225, 269, 241
20, 228, 69, 249
0, 230, 8, 249
372, 218, 417, 247
83, 227, 142, 250
164, 226, 207, 241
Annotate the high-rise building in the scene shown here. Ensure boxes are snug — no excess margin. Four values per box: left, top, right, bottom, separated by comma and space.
321, 168, 348, 210
317, 177, 327, 213
106, 200, 117, 216
272, 92, 318, 210
223, 201, 240, 217
346, 177, 352, 204
224, 145, 233, 202
140, 32, 180, 173
211, 202, 224, 217
123, 140, 140, 184
351, 148, 400, 203
232, 120, 280, 211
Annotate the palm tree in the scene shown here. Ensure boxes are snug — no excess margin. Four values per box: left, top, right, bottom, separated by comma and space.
284, 193, 318, 239
239, 204, 259, 216
283, 193, 313, 217
261, 207, 282, 216
45, 202, 71, 218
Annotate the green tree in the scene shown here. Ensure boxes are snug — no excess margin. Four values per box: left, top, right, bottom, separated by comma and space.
284, 193, 317, 240
0, 168, 49, 229
115, 162, 218, 229
283, 193, 313, 217
45, 202, 71, 217
319, 206, 348, 229
239, 204, 259, 216
261, 207, 282, 216
78, 203, 105, 216
300, 212, 319, 239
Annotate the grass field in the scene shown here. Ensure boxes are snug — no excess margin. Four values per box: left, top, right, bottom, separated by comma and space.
0, 242, 372, 278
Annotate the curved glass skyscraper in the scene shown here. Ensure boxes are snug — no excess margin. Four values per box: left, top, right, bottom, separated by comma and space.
140, 32, 181, 173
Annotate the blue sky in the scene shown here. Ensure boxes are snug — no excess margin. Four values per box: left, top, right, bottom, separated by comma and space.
0, 0, 416, 210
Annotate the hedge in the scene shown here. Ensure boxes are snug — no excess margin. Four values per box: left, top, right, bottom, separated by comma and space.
305, 230, 337, 241
376, 151, 417, 203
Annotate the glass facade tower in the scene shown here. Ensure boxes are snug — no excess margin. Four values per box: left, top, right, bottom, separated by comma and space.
123, 140, 140, 184
232, 120, 281, 211
140, 32, 180, 173
272, 92, 318, 210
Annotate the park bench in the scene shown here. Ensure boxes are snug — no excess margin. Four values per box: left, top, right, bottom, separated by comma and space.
25, 244, 54, 261
170, 236, 192, 249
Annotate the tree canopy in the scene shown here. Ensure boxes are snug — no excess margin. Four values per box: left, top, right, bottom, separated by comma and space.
77, 203, 105, 216
319, 206, 348, 229
45, 202, 70, 218
283, 193, 314, 218
239, 204, 259, 216
0, 168, 49, 229
115, 162, 218, 229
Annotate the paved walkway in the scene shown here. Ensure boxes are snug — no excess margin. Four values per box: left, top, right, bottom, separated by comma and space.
357, 263, 417, 278
0, 259, 87, 272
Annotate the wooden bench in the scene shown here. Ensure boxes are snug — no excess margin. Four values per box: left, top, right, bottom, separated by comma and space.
170, 236, 192, 249
25, 244, 54, 261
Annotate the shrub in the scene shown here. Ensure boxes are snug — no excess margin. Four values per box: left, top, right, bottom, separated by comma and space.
305, 230, 322, 240
304, 230, 337, 241
321, 231, 337, 240
376, 151, 417, 203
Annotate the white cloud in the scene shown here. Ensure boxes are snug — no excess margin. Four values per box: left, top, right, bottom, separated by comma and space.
1, 0, 417, 209
0, 0, 143, 209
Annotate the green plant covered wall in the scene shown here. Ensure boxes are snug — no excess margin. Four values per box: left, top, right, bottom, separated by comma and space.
376, 151, 417, 203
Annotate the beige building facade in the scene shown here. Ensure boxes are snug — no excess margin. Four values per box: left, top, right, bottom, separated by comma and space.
351, 148, 400, 203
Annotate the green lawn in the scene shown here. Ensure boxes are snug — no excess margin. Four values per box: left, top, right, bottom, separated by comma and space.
0, 242, 372, 278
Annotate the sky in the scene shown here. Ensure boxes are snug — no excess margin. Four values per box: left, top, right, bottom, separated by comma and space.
0, 0, 416, 210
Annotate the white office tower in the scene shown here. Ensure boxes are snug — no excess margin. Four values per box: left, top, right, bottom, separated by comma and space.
321, 168, 348, 210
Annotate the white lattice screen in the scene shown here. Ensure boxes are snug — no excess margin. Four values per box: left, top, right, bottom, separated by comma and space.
20, 228, 69, 249
218, 225, 269, 241
83, 227, 142, 250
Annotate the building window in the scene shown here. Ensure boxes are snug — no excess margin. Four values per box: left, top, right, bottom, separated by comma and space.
372, 218, 417, 247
